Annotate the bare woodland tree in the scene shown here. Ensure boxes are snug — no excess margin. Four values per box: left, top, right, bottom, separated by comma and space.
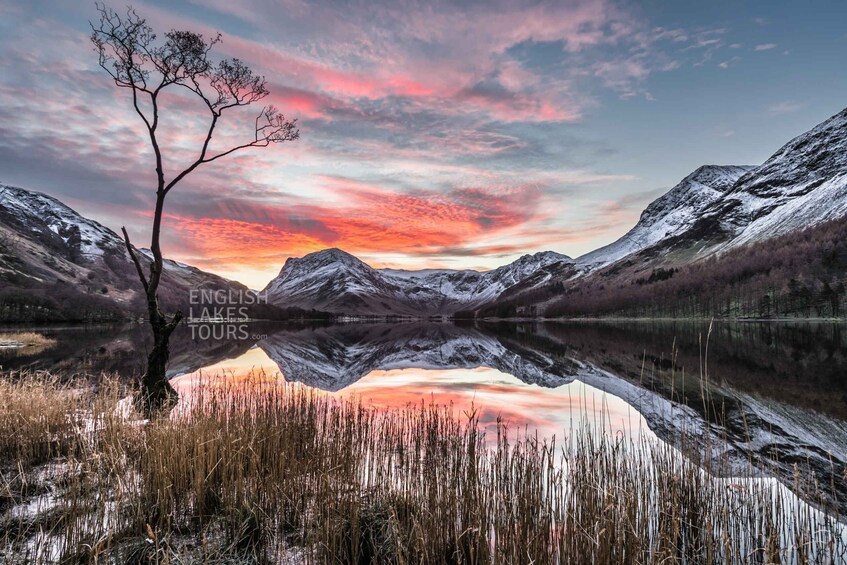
91, 4, 299, 410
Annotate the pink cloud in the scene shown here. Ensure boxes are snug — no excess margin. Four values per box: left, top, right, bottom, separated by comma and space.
0, 0, 700, 288
133, 0, 626, 123
158, 178, 547, 272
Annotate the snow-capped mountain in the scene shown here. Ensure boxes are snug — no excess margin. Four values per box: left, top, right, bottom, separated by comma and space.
1, 183, 575, 319
579, 107, 847, 272
265, 107, 847, 318
697, 107, 847, 249
263, 248, 574, 316
0, 183, 249, 321
258, 322, 578, 390
6, 107, 847, 320
577, 165, 754, 269
0, 184, 127, 260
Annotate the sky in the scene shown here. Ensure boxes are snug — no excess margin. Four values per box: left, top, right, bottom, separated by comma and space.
1, 0, 846, 289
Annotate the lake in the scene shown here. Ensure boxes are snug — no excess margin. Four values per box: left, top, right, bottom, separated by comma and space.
2, 319, 846, 515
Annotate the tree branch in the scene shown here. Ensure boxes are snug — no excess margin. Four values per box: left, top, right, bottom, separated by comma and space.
92, 3, 299, 293
163, 106, 297, 194
121, 227, 149, 294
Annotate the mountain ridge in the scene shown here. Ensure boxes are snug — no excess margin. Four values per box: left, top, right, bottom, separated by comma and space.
262, 247, 575, 316
0, 183, 283, 322
576, 164, 756, 269
4, 106, 847, 319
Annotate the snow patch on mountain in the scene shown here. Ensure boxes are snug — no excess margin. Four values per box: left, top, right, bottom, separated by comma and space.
263, 249, 573, 315
576, 165, 754, 269
708, 108, 847, 249
0, 184, 125, 258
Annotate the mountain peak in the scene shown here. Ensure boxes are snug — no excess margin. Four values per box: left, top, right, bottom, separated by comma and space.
637, 165, 755, 227
697, 106, 847, 246
265, 247, 377, 300
302, 247, 361, 263
575, 163, 753, 269
727, 106, 847, 201
0, 184, 247, 322
278, 248, 366, 274
484, 250, 574, 289
684, 165, 757, 188
262, 247, 578, 315
0, 183, 125, 259
578, 106, 847, 271
510, 250, 573, 268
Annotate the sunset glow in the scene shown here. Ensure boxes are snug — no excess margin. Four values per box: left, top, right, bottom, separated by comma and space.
171, 347, 648, 441
2, 2, 846, 288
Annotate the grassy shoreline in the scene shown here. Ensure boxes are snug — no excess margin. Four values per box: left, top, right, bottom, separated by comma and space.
1, 373, 845, 563
0, 332, 56, 349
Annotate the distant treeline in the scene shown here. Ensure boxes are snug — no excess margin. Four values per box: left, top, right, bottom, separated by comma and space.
0, 282, 333, 323
482, 215, 847, 319
0, 285, 125, 322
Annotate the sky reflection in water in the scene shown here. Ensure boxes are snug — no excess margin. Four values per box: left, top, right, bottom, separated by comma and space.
171, 345, 650, 442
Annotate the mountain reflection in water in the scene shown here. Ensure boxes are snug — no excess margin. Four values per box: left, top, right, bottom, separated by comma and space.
174, 358, 647, 443
3, 320, 846, 514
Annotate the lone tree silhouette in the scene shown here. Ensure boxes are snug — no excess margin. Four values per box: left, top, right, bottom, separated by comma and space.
90, 4, 299, 411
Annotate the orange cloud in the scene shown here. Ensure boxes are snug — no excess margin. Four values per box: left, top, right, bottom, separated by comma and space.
162, 179, 546, 276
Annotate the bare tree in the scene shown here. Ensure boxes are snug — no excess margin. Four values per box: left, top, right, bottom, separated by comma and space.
91, 4, 299, 411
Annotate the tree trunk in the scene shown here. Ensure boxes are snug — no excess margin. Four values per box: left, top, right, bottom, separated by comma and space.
141, 308, 178, 412
139, 290, 182, 413
122, 189, 183, 415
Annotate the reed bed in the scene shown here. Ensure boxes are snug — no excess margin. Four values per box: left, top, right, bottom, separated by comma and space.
0, 332, 56, 350
0, 372, 844, 564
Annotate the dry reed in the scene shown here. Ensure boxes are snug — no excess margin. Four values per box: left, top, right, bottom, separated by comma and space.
0, 371, 844, 563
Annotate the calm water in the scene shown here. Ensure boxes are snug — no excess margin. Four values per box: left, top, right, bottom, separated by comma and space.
3, 320, 847, 513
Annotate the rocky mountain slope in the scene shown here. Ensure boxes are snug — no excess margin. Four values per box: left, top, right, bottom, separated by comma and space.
572, 107, 847, 277
696, 107, 847, 250
478, 107, 847, 317
580, 108, 847, 271
0, 184, 251, 321
263, 248, 575, 316
577, 165, 754, 269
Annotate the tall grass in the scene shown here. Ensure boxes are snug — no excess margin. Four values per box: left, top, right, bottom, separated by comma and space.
0, 372, 844, 563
